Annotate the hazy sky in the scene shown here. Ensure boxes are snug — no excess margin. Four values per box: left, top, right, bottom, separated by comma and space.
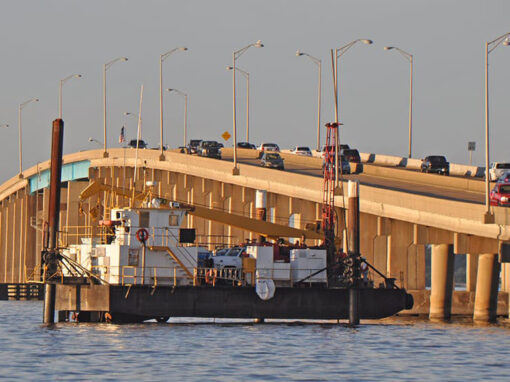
1, 0, 510, 182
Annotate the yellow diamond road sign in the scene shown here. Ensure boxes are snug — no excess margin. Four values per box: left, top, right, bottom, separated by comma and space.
222, 131, 231, 141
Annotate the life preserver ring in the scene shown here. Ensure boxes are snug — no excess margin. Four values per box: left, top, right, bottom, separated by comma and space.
205, 269, 217, 284
136, 228, 149, 243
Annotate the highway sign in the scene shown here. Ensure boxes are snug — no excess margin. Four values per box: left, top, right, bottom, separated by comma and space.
468, 141, 476, 151
222, 131, 231, 141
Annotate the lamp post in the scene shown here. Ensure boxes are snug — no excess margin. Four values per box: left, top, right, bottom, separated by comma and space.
483, 33, 510, 219
333, 39, 372, 188
231, 40, 264, 175
167, 88, 188, 147
384, 46, 413, 158
103, 57, 128, 158
334, 39, 373, 123
59, 74, 82, 119
88, 137, 103, 148
296, 50, 321, 152
160, 47, 187, 160
18, 98, 38, 178
226, 66, 250, 142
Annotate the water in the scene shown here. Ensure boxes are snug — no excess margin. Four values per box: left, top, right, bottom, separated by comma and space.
2, 301, 510, 381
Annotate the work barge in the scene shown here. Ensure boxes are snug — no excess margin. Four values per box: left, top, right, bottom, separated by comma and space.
37, 120, 413, 324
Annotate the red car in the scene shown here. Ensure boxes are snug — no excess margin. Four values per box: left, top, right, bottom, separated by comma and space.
489, 183, 510, 206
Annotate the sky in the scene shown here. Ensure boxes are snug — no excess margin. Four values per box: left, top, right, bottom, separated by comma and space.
1, 0, 510, 182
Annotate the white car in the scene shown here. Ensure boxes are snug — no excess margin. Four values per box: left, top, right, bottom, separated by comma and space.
258, 143, 280, 152
291, 146, 312, 156
489, 162, 510, 181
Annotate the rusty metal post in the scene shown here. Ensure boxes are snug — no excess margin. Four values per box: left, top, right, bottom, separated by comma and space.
48, 119, 64, 251
43, 119, 64, 325
347, 180, 360, 325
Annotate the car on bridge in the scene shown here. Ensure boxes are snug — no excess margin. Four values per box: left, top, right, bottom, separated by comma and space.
290, 146, 312, 156
127, 139, 148, 149
237, 142, 257, 149
197, 140, 222, 159
489, 162, 510, 181
188, 139, 202, 154
421, 155, 450, 175
261, 152, 284, 170
341, 148, 361, 163
322, 156, 351, 175
490, 183, 510, 207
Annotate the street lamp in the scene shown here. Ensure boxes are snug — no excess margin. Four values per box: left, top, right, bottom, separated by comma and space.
160, 47, 187, 160
333, 39, 373, 123
384, 46, 413, 158
88, 137, 103, 148
18, 98, 38, 178
231, 40, 264, 175
167, 88, 188, 147
226, 66, 250, 142
332, 39, 372, 188
103, 57, 128, 158
59, 74, 82, 119
483, 33, 510, 220
296, 50, 322, 152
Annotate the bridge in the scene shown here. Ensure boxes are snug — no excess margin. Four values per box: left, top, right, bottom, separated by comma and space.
0, 146, 509, 321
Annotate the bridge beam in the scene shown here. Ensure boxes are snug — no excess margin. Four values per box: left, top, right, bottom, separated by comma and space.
429, 244, 454, 320
474, 253, 500, 322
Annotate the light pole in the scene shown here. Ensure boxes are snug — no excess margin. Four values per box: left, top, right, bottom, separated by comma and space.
226, 66, 250, 142
483, 32, 510, 219
59, 74, 82, 119
18, 98, 38, 178
333, 39, 373, 123
296, 50, 321, 152
160, 47, 187, 160
333, 39, 372, 188
231, 40, 264, 175
88, 137, 103, 148
103, 57, 128, 158
167, 88, 188, 147
384, 46, 413, 158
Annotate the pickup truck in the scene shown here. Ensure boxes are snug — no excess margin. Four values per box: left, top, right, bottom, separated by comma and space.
212, 246, 247, 269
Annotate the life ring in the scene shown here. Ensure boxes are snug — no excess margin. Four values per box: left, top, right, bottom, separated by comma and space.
136, 228, 149, 243
205, 269, 217, 285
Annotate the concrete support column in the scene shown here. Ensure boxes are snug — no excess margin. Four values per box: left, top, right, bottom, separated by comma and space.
429, 244, 454, 320
466, 254, 478, 292
474, 253, 500, 322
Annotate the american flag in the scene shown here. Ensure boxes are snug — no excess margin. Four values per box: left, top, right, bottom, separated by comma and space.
119, 126, 125, 143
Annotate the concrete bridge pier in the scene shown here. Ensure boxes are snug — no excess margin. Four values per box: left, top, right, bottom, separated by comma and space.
429, 244, 454, 320
473, 253, 500, 322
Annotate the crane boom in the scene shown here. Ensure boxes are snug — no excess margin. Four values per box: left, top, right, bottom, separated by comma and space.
79, 181, 324, 241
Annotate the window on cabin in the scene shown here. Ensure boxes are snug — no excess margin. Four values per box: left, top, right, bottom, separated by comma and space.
169, 214, 179, 226
139, 211, 150, 228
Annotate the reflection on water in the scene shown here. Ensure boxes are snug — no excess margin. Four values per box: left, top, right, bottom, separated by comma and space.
1, 301, 510, 381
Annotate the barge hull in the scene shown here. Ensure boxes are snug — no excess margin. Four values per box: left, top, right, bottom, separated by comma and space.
55, 284, 413, 322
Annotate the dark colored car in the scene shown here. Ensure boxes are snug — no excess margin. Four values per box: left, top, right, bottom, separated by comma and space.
261, 152, 284, 170
127, 139, 148, 149
490, 183, 510, 206
197, 140, 222, 159
322, 155, 351, 175
178, 146, 190, 154
342, 149, 361, 163
421, 155, 449, 175
188, 139, 202, 154
237, 142, 257, 149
